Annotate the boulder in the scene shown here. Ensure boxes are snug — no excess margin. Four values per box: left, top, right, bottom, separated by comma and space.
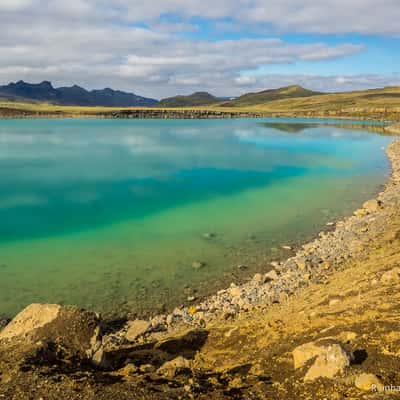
355, 373, 384, 391
0, 303, 106, 367
292, 342, 324, 369
125, 319, 151, 342
304, 344, 352, 381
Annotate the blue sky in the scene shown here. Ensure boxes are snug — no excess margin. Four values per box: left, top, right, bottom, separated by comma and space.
0, 0, 399, 98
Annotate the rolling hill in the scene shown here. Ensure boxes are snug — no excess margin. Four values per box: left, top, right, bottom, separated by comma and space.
0, 80, 158, 107
159, 92, 221, 107
220, 85, 322, 107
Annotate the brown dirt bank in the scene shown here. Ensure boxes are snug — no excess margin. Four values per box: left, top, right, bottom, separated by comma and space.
1, 137, 400, 399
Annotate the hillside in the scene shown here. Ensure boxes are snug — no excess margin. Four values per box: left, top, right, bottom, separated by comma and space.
235, 86, 400, 120
0, 80, 158, 107
159, 92, 220, 107
221, 85, 322, 107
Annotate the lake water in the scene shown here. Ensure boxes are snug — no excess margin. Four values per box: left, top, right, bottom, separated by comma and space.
0, 118, 392, 318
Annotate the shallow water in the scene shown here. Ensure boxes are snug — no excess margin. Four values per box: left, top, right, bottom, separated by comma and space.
0, 118, 393, 318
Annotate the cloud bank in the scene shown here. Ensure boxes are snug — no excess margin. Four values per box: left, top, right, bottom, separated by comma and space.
0, 0, 399, 98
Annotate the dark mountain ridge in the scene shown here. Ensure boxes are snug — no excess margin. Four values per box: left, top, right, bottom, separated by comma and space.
0, 80, 158, 107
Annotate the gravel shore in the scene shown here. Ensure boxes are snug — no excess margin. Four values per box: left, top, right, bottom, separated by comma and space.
105, 138, 400, 348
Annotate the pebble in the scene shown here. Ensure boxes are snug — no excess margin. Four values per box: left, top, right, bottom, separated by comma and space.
354, 373, 383, 391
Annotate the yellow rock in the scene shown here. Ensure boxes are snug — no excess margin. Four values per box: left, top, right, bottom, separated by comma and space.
303, 344, 351, 381
292, 342, 324, 369
354, 373, 383, 391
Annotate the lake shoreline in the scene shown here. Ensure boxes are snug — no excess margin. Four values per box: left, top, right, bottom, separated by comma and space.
102, 136, 399, 339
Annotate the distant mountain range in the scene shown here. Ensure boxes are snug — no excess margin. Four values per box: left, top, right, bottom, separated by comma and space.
0, 81, 325, 108
0, 81, 158, 107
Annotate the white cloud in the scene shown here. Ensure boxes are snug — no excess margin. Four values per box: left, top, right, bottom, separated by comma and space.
0, 1, 398, 98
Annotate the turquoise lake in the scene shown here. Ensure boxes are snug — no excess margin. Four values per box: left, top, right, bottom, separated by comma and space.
0, 118, 393, 318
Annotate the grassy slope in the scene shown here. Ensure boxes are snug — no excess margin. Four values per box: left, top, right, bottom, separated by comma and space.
219, 85, 321, 107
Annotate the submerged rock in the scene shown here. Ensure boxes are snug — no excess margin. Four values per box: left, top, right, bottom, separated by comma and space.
192, 261, 206, 269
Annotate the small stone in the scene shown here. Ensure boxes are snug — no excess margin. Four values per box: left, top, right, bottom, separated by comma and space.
355, 373, 383, 391
296, 259, 306, 270
304, 344, 352, 381
252, 273, 265, 285
237, 264, 248, 270
229, 287, 242, 298
326, 222, 335, 226
363, 199, 382, 213
329, 298, 341, 307
187, 296, 197, 302
265, 270, 279, 281
203, 232, 216, 239
192, 261, 206, 269
224, 327, 239, 338
338, 331, 357, 342
118, 363, 138, 376
125, 319, 151, 342
282, 245, 292, 251
139, 364, 155, 373
270, 261, 280, 268
354, 209, 368, 217
157, 356, 191, 378
0, 318, 10, 330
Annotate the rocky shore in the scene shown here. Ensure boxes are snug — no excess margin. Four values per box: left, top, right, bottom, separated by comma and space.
103, 139, 400, 343
1, 137, 400, 399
